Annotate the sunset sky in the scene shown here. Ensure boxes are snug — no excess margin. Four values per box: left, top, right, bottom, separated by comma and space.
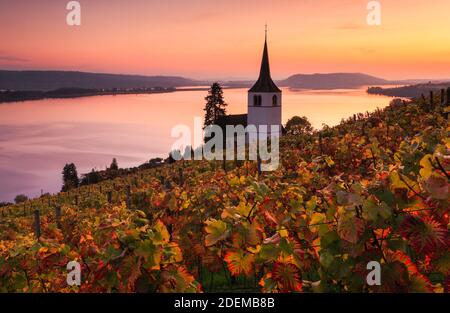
1, 0, 449, 80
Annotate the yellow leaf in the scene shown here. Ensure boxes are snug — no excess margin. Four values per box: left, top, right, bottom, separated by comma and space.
419, 154, 433, 179
38, 247, 48, 253
153, 220, 170, 244
278, 228, 289, 238
311, 213, 326, 225
325, 156, 335, 167
247, 245, 261, 254
204, 219, 228, 247
229, 176, 240, 187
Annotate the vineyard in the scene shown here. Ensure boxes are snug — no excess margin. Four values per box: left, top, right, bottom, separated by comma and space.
0, 97, 448, 293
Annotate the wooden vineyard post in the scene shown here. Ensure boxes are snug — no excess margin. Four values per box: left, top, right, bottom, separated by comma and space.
319, 133, 323, 154
164, 179, 172, 190
234, 140, 238, 169
55, 206, 62, 229
447, 87, 450, 106
74, 195, 79, 206
107, 191, 113, 204
441, 89, 446, 105
178, 167, 184, 186
34, 210, 41, 239
126, 186, 131, 209
430, 91, 434, 110
257, 155, 262, 176
420, 93, 426, 110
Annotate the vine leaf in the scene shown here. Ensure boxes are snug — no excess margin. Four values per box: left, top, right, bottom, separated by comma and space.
271, 262, 302, 292
399, 215, 448, 254
387, 250, 433, 292
152, 220, 170, 244
337, 214, 365, 244
204, 219, 228, 247
419, 154, 433, 179
224, 249, 255, 276
424, 175, 448, 200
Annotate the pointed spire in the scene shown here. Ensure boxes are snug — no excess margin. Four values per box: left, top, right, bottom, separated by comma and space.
265, 23, 267, 41
249, 26, 281, 93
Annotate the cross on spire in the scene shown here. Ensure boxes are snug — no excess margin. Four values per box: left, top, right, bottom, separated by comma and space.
265, 23, 267, 41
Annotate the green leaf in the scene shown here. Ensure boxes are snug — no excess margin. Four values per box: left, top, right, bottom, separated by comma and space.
258, 243, 280, 261
204, 219, 228, 247
362, 199, 392, 227
320, 251, 334, 268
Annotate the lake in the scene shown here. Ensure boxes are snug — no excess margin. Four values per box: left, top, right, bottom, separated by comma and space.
0, 87, 394, 202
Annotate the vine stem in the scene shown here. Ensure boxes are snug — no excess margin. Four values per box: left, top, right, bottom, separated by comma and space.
371, 230, 387, 263
398, 172, 426, 200
432, 157, 450, 181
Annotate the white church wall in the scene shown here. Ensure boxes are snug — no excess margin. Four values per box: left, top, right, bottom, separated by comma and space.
247, 92, 282, 134
248, 92, 282, 108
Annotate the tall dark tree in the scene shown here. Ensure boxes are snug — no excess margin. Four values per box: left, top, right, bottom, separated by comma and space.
61, 163, 79, 192
14, 194, 28, 204
81, 169, 102, 185
285, 116, 313, 135
110, 158, 119, 171
203, 82, 227, 128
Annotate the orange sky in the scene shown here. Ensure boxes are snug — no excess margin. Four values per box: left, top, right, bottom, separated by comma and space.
1, 0, 449, 80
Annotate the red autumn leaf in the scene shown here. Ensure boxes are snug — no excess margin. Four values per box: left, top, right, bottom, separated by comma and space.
399, 214, 448, 254
271, 262, 302, 292
337, 214, 365, 244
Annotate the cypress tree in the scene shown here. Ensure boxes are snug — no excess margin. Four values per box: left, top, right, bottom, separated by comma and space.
203, 82, 227, 128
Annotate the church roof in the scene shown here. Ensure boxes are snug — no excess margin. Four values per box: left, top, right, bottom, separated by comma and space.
249, 34, 281, 93
216, 114, 248, 128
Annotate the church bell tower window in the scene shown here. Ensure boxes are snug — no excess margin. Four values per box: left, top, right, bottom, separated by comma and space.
254, 95, 262, 106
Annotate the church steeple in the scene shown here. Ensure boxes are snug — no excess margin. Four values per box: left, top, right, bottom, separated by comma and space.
249, 27, 281, 93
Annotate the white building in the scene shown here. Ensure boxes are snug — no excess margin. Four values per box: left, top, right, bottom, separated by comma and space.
247, 32, 282, 137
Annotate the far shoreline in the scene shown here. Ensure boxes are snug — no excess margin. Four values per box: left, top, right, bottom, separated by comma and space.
0, 85, 403, 105
0, 86, 256, 104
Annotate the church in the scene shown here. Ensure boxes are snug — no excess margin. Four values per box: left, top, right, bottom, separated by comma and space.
217, 30, 283, 137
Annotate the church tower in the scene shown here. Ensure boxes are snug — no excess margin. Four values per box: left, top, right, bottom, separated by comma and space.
247, 29, 282, 136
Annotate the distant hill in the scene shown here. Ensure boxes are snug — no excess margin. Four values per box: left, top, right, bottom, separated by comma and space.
0, 70, 202, 91
279, 73, 392, 89
368, 83, 450, 98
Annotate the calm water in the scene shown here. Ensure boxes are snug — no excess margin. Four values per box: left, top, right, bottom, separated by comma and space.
0, 87, 394, 202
